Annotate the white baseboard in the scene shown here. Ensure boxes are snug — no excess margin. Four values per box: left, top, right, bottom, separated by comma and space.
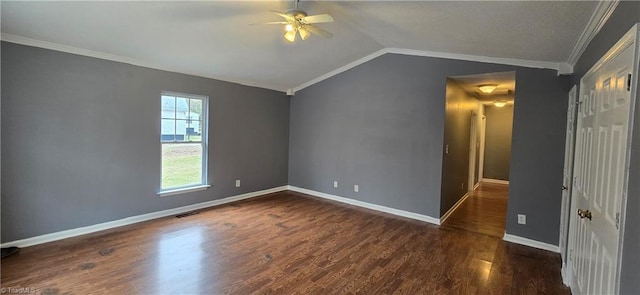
287, 185, 440, 225
503, 233, 560, 253
1, 186, 288, 248
439, 192, 470, 224
482, 178, 510, 185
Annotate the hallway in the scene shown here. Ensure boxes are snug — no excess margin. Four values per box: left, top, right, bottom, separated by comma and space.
442, 182, 508, 237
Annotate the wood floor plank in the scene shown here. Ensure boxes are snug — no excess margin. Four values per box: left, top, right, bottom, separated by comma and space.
1, 190, 569, 294
442, 182, 510, 237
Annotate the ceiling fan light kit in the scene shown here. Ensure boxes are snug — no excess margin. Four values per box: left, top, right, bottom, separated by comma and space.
298, 27, 310, 40
284, 30, 297, 42
257, 0, 334, 42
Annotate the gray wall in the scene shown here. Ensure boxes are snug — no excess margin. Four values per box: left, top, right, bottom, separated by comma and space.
505, 70, 570, 244
570, 2, 639, 293
440, 80, 479, 215
483, 105, 513, 181
289, 52, 570, 243
288, 54, 446, 217
1, 42, 290, 242
0, 41, 2, 221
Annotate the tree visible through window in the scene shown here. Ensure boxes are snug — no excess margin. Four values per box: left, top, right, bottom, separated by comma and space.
160, 92, 208, 191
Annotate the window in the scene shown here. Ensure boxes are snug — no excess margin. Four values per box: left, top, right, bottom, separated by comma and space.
160, 92, 209, 195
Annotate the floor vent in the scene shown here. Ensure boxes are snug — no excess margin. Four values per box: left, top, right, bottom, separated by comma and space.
176, 211, 199, 218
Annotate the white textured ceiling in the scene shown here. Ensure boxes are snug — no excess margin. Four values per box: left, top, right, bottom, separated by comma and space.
1, 1, 598, 92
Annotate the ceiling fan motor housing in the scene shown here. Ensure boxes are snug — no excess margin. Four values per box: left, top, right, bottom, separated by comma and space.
286, 10, 308, 22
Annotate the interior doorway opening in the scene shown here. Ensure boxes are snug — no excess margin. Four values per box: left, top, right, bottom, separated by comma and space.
440, 71, 516, 238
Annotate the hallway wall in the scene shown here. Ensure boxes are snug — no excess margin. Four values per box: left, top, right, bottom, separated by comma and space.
441, 80, 482, 216
483, 105, 514, 181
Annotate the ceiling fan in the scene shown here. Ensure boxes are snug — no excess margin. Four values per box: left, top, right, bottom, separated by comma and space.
256, 0, 334, 42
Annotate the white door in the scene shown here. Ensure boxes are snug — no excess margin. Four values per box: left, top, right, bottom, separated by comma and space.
468, 113, 478, 191
560, 85, 577, 272
568, 28, 636, 295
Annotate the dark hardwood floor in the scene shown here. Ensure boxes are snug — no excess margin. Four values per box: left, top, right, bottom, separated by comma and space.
1, 190, 569, 294
441, 182, 509, 238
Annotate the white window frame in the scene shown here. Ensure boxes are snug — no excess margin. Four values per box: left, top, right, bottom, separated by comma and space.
158, 91, 210, 196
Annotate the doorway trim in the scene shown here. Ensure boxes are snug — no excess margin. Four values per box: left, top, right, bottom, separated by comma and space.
468, 112, 479, 191
559, 85, 578, 285
478, 114, 487, 184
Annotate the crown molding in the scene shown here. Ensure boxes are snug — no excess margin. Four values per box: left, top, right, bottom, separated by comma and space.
557, 62, 574, 75
292, 47, 566, 93
292, 48, 388, 93
388, 48, 562, 71
566, 0, 619, 66
0, 33, 286, 93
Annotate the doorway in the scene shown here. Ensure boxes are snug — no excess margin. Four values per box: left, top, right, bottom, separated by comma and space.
440, 71, 516, 238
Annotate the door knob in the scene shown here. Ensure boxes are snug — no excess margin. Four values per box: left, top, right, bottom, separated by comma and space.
561, 185, 568, 191
577, 209, 592, 220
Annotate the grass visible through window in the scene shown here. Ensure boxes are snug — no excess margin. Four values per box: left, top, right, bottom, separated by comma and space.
162, 143, 202, 189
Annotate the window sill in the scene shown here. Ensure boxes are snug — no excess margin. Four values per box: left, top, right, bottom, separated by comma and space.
158, 185, 211, 197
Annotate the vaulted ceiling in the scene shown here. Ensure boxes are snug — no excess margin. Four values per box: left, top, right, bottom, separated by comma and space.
1, 1, 600, 92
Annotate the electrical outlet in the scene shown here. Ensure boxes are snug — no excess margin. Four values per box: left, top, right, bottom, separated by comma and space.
354, 185, 359, 192
235, 180, 241, 187
333, 181, 338, 188
461, 182, 464, 190
445, 144, 449, 154
518, 214, 526, 225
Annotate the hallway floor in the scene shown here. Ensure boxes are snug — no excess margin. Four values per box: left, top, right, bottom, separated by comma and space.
442, 182, 509, 238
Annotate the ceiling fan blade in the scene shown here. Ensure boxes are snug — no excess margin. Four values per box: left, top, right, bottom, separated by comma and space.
271, 10, 296, 22
299, 27, 311, 40
252, 21, 289, 25
284, 30, 297, 42
304, 24, 333, 38
303, 14, 334, 24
